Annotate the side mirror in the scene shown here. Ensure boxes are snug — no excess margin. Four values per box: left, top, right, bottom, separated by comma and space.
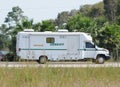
94, 44, 98, 50
93, 44, 96, 48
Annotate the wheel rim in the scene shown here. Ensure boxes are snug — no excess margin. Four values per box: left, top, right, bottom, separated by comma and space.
98, 57, 104, 64
40, 57, 46, 64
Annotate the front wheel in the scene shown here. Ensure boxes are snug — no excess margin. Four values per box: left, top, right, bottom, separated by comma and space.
39, 56, 47, 64
96, 56, 105, 64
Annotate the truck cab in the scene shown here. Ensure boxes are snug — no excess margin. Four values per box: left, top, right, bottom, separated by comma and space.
83, 41, 110, 63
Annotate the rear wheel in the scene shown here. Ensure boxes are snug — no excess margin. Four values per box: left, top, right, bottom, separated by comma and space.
96, 56, 105, 64
39, 56, 47, 64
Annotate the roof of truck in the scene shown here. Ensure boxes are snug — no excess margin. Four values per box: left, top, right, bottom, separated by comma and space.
18, 31, 90, 36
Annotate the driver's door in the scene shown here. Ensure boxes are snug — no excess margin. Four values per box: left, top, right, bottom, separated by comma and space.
84, 42, 96, 58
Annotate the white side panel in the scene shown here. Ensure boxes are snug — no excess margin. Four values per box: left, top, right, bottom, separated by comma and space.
16, 34, 19, 56
78, 35, 84, 59
45, 35, 67, 60
17, 31, 95, 61
17, 34, 29, 59
29, 35, 45, 59
67, 35, 79, 60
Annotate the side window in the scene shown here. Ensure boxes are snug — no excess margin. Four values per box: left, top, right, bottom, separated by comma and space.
86, 42, 95, 48
46, 37, 55, 43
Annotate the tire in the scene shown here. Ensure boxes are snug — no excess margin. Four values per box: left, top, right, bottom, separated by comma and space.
39, 56, 47, 64
96, 56, 105, 64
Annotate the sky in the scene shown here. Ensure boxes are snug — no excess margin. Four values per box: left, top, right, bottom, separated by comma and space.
0, 0, 103, 24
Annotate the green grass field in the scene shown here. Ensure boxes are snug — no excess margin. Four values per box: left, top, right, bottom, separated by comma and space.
0, 67, 120, 87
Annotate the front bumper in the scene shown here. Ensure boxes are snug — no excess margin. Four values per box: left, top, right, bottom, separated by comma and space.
105, 56, 111, 60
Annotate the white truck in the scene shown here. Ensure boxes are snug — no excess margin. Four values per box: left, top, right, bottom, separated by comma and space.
16, 29, 110, 64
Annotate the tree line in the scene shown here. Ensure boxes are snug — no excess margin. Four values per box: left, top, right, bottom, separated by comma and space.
0, 0, 120, 60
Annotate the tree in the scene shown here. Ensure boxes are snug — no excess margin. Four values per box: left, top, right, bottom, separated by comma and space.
80, 2, 104, 18
55, 11, 70, 27
94, 16, 108, 27
103, 0, 117, 22
4, 6, 27, 52
0, 34, 10, 50
0, 24, 8, 35
89, 2, 104, 18
33, 22, 41, 32
4, 6, 28, 39
67, 14, 97, 33
67, 14, 99, 43
0, 24, 10, 50
16, 19, 34, 32
5, 6, 26, 27
69, 9, 78, 16
79, 5, 92, 16
97, 24, 120, 57
116, 0, 120, 24
16, 18, 41, 32
116, 0, 120, 15
41, 20, 55, 32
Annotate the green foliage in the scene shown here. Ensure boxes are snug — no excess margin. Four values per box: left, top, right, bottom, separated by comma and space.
0, 24, 8, 35
0, 34, 9, 50
67, 14, 97, 33
80, 5, 92, 16
16, 19, 34, 32
94, 16, 108, 27
41, 20, 55, 31
33, 22, 41, 32
117, 0, 120, 16
97, 24, 120, 52
5, 6, 26, 26
88, 2, 104, 18
56, 11, 70, 27
0, 24, 10, 50
80, 2, 104, 18
3, 6, 27, 52
103, 0, 117, 22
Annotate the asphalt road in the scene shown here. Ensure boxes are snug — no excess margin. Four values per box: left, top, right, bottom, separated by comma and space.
0, 62, 120, 68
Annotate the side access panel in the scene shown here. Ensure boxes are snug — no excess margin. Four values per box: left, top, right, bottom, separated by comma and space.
67, 35, 79, 60
29, 35, 45, 60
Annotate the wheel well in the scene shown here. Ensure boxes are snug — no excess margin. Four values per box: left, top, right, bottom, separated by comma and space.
39, 55, 48, 60
97, 54, 106, 59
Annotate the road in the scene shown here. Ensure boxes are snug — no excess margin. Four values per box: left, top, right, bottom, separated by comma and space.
0, 62, 120, 68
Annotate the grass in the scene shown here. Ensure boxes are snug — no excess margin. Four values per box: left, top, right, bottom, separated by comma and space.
0, 67, 120, 87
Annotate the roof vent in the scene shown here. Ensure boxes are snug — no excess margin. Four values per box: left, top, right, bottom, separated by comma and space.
24, 29, 34, 32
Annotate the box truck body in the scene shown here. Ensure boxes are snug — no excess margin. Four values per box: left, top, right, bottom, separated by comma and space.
16, 29, 110, 64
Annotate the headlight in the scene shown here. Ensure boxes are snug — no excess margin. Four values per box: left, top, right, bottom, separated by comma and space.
104, 49, 109, 54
